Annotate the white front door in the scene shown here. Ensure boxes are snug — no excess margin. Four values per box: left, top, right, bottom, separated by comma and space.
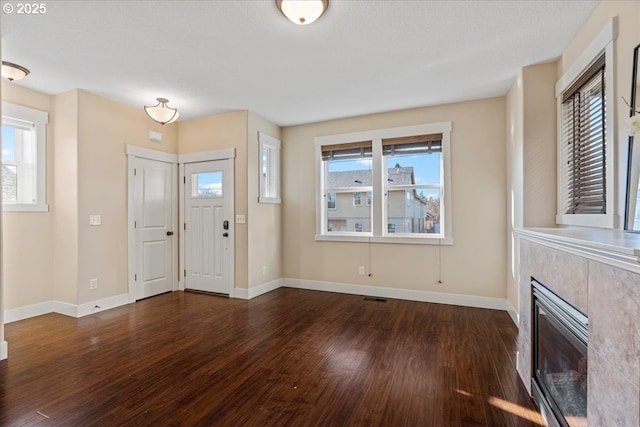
134, 157, 175, 299
184, 159, 233, 294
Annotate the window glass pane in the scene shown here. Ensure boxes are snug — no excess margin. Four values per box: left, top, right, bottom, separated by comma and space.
386, 152, 440, 185
326, 157, 372, 188
261, 147, 269, 198
326, 191, 372, 233
2, 164, 17, 202
1, 126, 16, 162
385, 150, 441, 235
192, 171, 222, 197
326, 156, 372, 233
387, 187, 441, 235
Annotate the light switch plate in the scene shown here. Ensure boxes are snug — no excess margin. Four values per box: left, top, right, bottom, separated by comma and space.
89, 215, 102, 226
236, 214, 246, 224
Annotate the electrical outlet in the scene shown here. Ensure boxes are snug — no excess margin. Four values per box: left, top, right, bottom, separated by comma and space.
262, 265, 267, 275
89, 278, 98, 290
358, 266, 365, 275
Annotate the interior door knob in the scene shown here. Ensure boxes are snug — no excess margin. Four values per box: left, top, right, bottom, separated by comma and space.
223, 232, 229, 237
166, 231, 174, 236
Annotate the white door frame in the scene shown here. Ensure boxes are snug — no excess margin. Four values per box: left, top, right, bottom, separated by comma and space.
178, 149, 236, 295
126, 145, 179, 303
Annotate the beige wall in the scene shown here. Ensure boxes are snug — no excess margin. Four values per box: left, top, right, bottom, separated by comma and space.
52, 90, 79, 305
506, 71, 524, 311
561, 1, 640, 225
505, 62, 558, 311
76, 90, 178, 304
178, 111, 249, 289
2, 82, 55, 308
522, 63, 557, 228
282, 97, 507, 299
2, 86, 178, 309
247, 112, 282, 288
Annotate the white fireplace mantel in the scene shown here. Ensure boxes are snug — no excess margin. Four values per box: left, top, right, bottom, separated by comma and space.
516, 227, 640, 274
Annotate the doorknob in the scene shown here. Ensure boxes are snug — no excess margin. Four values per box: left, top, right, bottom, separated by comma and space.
166, 231, 174, 236
223, 232, 229, 237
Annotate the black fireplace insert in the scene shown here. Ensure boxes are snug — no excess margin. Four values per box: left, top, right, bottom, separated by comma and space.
532, 279, 588, 427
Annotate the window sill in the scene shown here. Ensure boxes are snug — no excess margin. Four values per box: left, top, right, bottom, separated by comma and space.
315, 234, 453, 245
555, 213, 614, 229
258, 196, 281, 204
2, 203, 49, 213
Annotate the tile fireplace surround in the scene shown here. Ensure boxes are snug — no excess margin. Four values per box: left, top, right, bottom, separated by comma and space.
517, 228, 640, 426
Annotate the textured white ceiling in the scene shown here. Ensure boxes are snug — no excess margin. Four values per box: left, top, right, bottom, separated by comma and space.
0, 0, 599, 126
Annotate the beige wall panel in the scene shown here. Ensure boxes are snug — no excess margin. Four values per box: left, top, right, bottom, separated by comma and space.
76, 90, 178, 305
247, 112, 282, 288
1, 82, 55, 309
522, 63, 557, 228
52, 90, 80, 305
506, 72, 524, 313
282, 97, 507, 299
178, 111, 249, 289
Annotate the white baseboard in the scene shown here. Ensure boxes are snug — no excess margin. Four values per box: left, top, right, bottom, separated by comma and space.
233, 287, 249, 299
76, 294, 131, 317
234, 279, 284, 300
1, 340, 7, 360
283, 278, 508, 311
4, 293, 131, 324
506, 300, 519, 327
4, 301, 56, 323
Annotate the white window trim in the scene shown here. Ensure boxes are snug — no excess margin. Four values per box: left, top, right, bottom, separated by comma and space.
555, 17, 617, 228
258, 132, 281, 204
1, 102, 49, 212
315, 122, 453, 245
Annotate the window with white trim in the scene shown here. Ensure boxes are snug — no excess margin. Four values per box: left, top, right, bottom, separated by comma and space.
2, 102, 48, 212
316, 122, 452, 244
556, 18, 615, 228
258, 132, 281, 204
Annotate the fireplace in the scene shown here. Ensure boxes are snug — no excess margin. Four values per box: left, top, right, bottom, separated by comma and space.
531, 279, 588, 427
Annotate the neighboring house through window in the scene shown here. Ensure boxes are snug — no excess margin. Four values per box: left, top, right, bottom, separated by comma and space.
1, 102, 48, 212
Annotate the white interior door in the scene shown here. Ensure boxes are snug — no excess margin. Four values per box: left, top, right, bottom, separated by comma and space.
184, 159, 233, 294
134, 157, 175, 299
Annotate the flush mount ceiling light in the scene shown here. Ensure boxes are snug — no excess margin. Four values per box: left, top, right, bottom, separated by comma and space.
1, 61, 30, 81
276, 0, 328, 25
144, 97, 179, 125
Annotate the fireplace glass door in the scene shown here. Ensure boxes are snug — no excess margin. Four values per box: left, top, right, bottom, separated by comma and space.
532, 280, 588, 427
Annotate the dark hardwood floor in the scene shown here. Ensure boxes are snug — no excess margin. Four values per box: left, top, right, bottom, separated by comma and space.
0, 288, 544, 426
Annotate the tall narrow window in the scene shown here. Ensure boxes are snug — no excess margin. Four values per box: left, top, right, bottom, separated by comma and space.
555, 18, 615, 228
258, 132, 281, 204
561, 57, 606, 215
1, 102, 48, 212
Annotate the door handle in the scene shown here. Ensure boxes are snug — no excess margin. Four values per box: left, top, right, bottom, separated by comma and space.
223, 220, 229, 230
223, 232, 229, 237
166, 231, 174, 236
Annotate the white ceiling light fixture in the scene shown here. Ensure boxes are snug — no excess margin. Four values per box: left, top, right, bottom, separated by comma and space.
276, 0, 328, 26
1, 61, 30, 81
144, 97, 179, 125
